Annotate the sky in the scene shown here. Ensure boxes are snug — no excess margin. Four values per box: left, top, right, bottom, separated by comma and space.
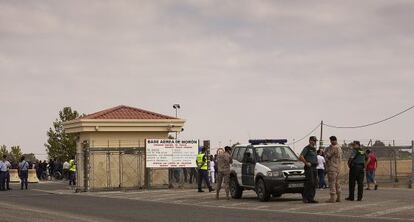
1, 0, 414, 157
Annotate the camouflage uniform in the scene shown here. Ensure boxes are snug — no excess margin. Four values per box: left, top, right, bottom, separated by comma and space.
324, 144, 342, 202
216, 152, 232, 199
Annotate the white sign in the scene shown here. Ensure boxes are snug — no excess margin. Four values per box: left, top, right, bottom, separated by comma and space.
146, 139, 199, 168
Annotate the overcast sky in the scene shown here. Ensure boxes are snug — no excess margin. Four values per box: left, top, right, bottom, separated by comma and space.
1, 0, 413, 157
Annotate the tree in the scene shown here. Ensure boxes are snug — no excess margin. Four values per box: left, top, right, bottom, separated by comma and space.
373, 140, 386, 147
45, 107, 80, 161
9, 146, 23, 163
0, 145, 8, 157
23, 153, 38, 163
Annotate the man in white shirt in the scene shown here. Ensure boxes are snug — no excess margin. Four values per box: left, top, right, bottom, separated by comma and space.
0, 155, 9, 191
63, 161, 70, 180
209, 155, 215, 184
316, 150, 327, 189
4, 157, 11, 190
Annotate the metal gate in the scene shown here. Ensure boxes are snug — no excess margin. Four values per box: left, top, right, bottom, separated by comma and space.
89, 148, 145, 191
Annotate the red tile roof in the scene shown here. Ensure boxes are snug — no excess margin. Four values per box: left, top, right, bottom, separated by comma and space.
80, 105, 177, 120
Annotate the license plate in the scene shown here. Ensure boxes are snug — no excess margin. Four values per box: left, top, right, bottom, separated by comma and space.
288, 183, 304, 188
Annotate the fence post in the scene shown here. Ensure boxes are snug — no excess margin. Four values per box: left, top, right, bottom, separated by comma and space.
393, 140, 398, 183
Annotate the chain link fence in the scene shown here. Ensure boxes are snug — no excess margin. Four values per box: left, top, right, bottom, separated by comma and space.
332, 140, 413, 187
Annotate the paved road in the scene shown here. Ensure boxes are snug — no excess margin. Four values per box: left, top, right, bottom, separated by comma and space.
0, 182, 413, 222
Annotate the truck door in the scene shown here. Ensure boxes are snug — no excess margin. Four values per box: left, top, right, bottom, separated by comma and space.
242, 148, 255, 187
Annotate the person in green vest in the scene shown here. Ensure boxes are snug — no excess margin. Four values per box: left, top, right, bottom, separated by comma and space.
346, 141, 366, 201
69, 157, 77, 186
196, 147, 214, 193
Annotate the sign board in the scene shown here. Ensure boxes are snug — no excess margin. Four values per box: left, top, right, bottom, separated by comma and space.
146, 139, 199, 168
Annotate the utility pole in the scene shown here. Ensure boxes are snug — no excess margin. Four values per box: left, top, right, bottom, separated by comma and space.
411, 140, 414, 188
319, 120, 324, 149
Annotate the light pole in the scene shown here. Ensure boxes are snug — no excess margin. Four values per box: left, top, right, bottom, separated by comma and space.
173, 104, 181, 139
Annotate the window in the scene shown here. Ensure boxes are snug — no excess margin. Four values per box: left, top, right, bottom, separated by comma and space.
243, 148, 254, 163
236, 147, 246, 162
255, 146, 298, 162
231, 148, 239, 160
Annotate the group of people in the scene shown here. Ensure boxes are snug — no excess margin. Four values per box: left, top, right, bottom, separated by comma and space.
300, 136, 378, 204
0, 155, 30, 190
0, 155, 77, 190
196, 146, 233, 200
316, 142, 378, 191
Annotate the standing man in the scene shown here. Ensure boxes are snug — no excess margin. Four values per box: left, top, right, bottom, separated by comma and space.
324, 136, 342, 203
209, 155, 215, 184
216, 146, 233, 200
365, 149, 378, 190
0, 156, 6, 191
63, 160, 70, 180
196, 147, 214, 192
346, 141, 366, 201
299, 136, 319, 204
69, 157, 77, 186
316, 150, 327, 189
18, 156, 29, 190
3, 155, 11, 190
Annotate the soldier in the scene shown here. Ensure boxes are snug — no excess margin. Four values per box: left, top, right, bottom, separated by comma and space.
216, 146, 233, 200
324, 136, 342, 203
299, 136, 319, 203
346, 141, 366, 201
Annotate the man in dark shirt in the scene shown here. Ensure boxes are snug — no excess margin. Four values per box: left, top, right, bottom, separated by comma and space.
346, 141, 366, 201
299, 136, 319, 203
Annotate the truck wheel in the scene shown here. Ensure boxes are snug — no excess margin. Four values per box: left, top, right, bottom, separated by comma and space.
256, 178, 270, 202
230, 176, 243, 199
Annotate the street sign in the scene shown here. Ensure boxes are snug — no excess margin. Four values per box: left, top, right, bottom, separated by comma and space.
145, 139, 199, 168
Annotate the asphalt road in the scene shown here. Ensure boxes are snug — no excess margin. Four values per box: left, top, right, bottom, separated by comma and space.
0, 182, 413, 222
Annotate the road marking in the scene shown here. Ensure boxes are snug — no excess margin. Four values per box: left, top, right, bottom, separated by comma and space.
150, 192, 206, 201
364, 205, 414, 217
223, 202, 250, 207
285, 203, 330, 212
254, 205, 271, 209
328, 200, 397, 214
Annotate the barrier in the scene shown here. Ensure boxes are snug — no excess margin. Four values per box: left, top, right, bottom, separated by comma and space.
9, 169, 20, 183
28, 169, 39, 183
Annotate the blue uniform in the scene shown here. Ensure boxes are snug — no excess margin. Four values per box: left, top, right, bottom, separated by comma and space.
348, 148, 366, 201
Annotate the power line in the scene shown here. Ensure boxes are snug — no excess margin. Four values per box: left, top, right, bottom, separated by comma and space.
288, 123, 321, 145
324, 105, 414, 129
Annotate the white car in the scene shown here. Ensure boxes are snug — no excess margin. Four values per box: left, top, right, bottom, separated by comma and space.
229, 139, 306, 202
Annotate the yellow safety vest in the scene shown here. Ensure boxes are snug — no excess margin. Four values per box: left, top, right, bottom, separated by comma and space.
197, 153, 208, 170
69, 160, 76, 172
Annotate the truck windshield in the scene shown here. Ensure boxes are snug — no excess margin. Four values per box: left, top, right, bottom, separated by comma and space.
255, 146, 298, 162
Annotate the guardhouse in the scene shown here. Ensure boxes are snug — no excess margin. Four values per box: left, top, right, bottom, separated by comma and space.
63, 105, 185, 191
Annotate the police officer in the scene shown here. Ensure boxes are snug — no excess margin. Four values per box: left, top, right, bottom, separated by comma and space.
346, 141, 366, 201
299, 136, 319, 203
196, 147, 214, 192
216, 146, 233, 200
69, 157, 77, 186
